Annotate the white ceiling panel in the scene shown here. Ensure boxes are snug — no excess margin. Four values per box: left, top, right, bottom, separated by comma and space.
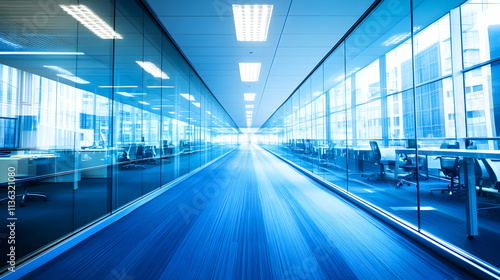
288, 0, 375, 16
283, 16, 361, 34
144, 0, 375, 129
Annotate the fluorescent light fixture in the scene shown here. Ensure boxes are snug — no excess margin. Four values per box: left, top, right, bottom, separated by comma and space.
192, 102, 200, 108
0, 52, 84, 55
0, 37, 22, 49
99, 86, 138, 88
136, 61, 169, 79
244, 93, 256, 101
138, 101, 150, 105
116, 92, 146, 96
232, 5, 273, 41
382, 33, 410, 47
180, 93, 195, 101
246, 111, 253, 114
60, 5, 122, 39
116, 92, 134, 97
245, 104, 254, 108
57, 74, 89, 84
44, 65, 74, 76
169, 112, 175, 114
239, 63, 261, 82
152, 108, 160, 110
146, 86, 174, 89
206, 111, 212, 115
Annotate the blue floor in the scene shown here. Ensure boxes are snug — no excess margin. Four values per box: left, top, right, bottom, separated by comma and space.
23, 144, 473, 279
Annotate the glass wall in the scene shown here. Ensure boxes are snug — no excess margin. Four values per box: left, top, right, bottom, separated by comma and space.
0, 0, 239, 272
258, 0, 500, 272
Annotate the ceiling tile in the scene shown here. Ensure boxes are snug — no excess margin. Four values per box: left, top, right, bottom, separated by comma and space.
145, 0, 376, 129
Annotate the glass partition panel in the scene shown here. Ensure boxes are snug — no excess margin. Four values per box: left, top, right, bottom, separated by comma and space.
73, 0, 114, 229
0, 0, 239, 270
461, 0, 500, 69
257, 0, 500, 272
345, 0, 417, 226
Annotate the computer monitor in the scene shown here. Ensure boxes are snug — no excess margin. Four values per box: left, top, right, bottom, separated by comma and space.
0, 117, 16, 149
407, 139, 417, 149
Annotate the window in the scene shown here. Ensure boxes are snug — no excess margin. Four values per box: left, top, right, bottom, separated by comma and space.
462, 0, 500, 68
0, 117, 16, 148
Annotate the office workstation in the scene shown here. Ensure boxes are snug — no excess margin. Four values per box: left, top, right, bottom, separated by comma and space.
257, 0, 500, 273
1, 0, 500, 279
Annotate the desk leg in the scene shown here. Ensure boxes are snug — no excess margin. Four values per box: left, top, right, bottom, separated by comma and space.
464, 157, 478, 238
425, 155, 428, 180
395, 155, 399, 180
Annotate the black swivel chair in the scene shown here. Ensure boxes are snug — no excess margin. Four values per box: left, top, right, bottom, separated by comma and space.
431, 142, 463, 196
303, 139, 312, 157
363, 141, 386, 180
397, 154, 426, 188
145, 146, 160, 164
0, 176, 47, 207
118, 147, 145, 169
396, 139, 426, 188
477, 159, 500, 211
162, 141, 173, 164
326, 142, 336, 167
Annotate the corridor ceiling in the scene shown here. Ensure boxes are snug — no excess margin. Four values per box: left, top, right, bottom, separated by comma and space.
144, 0, 376, 130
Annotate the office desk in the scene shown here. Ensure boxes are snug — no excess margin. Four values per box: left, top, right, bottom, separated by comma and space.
352, 147, 396, 173
398, 148, 500, 237
316, 146, 330, 160
81, 149, 109, 178
0, 157, 31, 183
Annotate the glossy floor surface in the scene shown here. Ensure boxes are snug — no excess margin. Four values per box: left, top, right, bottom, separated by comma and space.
24, 144, 473, 279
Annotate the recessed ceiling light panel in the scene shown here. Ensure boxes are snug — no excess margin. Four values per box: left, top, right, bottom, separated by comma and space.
60, 5, 122, 39
180, 93, 195, 101
136, 61, 169, 79
233, 5, 273, 41
239, 63, 261, 82
57, 74, 89, 84
244, 93, 256, 101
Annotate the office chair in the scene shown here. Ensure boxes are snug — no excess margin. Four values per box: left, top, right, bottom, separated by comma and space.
326, 142, 336, 166
145, 146, 160, 164
118, 148, 145, 169
136, 144, 145, 160
362, 141, 386, 181
477, 159, 500, 211
0, 176, 47, 207
431, 142, 463, 196
304, 139, 312, 156
162, 141, 173, 164
396, 154, 426, 188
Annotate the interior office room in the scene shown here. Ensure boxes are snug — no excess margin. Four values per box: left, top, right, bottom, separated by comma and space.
1, 0, 500, 279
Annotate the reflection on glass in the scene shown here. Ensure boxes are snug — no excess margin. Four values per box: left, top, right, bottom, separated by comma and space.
257, 0, 500, 272
0, 0, 239, 271
462, 0, 500, 68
